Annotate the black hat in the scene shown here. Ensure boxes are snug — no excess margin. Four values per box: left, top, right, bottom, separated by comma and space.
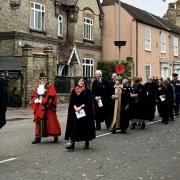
172, 73, 178, 77
39, 72, 47, 78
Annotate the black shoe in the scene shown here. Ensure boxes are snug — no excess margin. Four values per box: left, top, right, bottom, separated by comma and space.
119, 130, 127, 134
66, 143, 75, 150
54, 137, 58, 143
32, 138, 41, 144
111, 129, 116, 134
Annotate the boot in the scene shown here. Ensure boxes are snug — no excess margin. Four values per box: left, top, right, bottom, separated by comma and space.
32, 137, 41, 144
84, 141, 89, 149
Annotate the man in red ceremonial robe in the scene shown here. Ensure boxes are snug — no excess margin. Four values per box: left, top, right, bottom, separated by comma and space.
31, 72, 61, 144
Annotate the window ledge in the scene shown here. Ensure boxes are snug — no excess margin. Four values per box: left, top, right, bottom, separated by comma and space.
145, 49, 152, 52
30, 28, 46, 34
58, 36, 63, 39
83, 39, 94, 44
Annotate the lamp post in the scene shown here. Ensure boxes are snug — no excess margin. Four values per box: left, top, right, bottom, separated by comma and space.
114, 0, 126, 62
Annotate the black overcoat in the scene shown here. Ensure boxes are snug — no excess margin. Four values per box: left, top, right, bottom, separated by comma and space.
65, 88, 96, 142
120, 85, 131, 131
92, 79, 109, 123
0, 78, 8, 129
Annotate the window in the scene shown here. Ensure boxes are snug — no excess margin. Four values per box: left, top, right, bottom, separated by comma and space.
82, 58, 94, 77
145, 64, 151, 79
57, 15, 63, 37
30, 2, 45, 30
173, 36, 178, 56
83, 17, 93, 40
160, 32, 166, 53
145, 28, 151, 51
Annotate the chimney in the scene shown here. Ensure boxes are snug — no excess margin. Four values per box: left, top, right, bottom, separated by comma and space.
163, 2, 176, 24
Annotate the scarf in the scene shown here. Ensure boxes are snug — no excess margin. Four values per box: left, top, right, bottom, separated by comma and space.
75, 86, 85, 96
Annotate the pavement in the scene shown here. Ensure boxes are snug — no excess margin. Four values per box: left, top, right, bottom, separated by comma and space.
6, 104, 69, 121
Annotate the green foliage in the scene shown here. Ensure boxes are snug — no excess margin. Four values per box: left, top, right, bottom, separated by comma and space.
97, 60, 132, 79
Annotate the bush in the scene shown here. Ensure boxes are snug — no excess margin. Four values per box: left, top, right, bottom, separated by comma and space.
97, 60, 132, 79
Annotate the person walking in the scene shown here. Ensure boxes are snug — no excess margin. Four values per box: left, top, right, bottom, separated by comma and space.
119, 79, 131, 134
111, 77, 123, 134
92, 70, 109, 130
157, 79, 174, 124
65, 78, 95, 150
0, 73, 8, 129
170, 73, 180, 116
31, 72, 61, 144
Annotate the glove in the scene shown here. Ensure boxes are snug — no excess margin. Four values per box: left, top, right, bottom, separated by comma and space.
34, 98, 39, 104
38, 99, 42, 104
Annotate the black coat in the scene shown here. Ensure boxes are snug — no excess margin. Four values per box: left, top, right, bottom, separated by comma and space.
0, 78, 8, 129
130, 84, 146, 120
65, 88, 95, 142
157, 84, 174, 120
120, 85, 131, 130
144, 82, 158, 120
92, 79, 109, 123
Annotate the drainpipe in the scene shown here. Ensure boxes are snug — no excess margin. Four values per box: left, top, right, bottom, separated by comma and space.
136, 21, 138, 76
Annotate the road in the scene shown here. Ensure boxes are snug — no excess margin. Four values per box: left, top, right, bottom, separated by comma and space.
0, 105, 180, 180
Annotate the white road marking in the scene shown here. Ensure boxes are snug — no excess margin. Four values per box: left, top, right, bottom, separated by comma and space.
0, 158, 18, 164
96, 120, 162, 138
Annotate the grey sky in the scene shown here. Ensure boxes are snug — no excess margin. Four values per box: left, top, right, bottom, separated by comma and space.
101, 0, 176, 17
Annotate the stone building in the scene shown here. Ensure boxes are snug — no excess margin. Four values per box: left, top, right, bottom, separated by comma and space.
0, 0, 103, 106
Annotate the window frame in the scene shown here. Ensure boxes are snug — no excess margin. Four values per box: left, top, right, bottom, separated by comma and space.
83, 17, 93, 41
145, 27, 152, 51
145, 64, 151, 79
173, 36, 178, 57
82, 58, 94, 77
30, 1, 45, 31
57, 15, 63, 37
160, 31, 166, 54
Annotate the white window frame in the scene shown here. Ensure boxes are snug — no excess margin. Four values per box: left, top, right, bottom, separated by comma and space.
160, 31, 166, 54
173, 36, 178, 57
145, 64, 151, 79
30, 2, 45, 31
57, 15, 63, 37
82, 58, 94, 77
145, 27, 152, 51
83, 17, 93, 40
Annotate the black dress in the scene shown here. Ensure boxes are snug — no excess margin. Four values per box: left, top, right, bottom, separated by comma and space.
65, 88, 96, 142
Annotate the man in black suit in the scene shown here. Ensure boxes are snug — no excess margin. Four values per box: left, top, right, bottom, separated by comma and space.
92, 70, 109, 130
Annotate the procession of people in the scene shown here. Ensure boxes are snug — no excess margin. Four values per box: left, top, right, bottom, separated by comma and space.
1, 70, 180, 151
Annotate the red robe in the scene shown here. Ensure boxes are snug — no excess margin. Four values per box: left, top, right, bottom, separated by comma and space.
31, 84, 61, 138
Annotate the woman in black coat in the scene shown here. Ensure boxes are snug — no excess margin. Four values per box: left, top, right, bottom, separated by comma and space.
119, 79, 131, 133
65, 78, 96, 150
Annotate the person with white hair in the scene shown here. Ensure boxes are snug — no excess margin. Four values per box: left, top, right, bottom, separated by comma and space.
92, 70, 109, 130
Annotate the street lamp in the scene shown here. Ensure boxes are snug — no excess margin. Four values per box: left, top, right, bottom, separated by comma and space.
114, 0, 126, 61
